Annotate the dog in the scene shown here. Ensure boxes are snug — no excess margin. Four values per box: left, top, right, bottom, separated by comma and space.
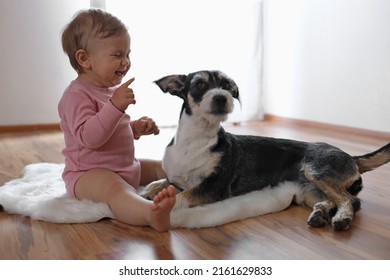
142, 70, 390, 231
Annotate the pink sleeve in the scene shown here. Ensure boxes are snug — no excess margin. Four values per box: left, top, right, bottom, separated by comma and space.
60, 92, 124, 149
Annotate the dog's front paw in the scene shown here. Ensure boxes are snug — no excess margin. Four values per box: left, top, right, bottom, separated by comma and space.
173, 193, 191, 210
140, 179, 175, 200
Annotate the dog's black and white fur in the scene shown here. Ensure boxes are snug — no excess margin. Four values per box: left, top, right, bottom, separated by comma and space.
142, 70, 390, 231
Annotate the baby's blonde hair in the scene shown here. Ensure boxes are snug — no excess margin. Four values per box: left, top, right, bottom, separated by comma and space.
61, 9, 127, 73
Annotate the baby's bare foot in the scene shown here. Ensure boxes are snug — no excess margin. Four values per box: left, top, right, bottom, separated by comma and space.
150, 185, 176, 232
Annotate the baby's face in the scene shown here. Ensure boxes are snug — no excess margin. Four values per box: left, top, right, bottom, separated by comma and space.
84, 32, 131, 87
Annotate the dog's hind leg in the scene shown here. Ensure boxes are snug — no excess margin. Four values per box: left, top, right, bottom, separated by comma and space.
302, 170, 360, 231
298, 185, 336, 228
301, 145, 362, 231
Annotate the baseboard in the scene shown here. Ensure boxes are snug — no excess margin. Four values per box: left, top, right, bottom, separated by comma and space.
263, 114, 390, 140
0, 123, 61, 133
1, 117, 389, 141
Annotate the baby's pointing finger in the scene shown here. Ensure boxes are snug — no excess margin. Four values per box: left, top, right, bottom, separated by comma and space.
120, 77, 135, 88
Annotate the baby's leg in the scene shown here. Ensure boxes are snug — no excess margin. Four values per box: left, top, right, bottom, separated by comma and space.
139, 159, 166, 186
74, 168, 175, 231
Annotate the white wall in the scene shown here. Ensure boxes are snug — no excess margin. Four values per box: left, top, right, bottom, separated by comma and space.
0, 0, 262, 127
107, 0, 263, 125
1, 0, 389, 133
0, 0, 89, 126
263, 0, 390, 133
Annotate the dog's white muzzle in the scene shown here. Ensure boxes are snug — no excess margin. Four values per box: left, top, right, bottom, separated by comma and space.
203, 89, 234, 116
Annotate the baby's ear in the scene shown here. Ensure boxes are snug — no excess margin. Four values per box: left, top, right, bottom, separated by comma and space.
154, 74, 187, 99
75, 49, 91, 70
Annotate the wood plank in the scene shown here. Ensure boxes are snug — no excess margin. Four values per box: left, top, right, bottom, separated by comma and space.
263, 114, 390, 141
0, 124, 61, 133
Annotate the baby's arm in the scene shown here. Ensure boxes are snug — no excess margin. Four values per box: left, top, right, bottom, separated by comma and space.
60, 92, 124, 148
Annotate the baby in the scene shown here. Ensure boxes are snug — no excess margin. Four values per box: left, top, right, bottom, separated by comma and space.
59, 9, 175, 231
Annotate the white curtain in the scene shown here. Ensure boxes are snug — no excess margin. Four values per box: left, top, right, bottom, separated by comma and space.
99, 0, 264, 126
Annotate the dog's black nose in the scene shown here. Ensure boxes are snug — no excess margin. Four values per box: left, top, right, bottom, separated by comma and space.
213, 95, 227, 106
211, 95, 228, 115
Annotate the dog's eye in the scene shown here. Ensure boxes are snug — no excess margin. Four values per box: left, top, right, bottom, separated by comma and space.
197, 82, 206, 90
221, 81, 230, 90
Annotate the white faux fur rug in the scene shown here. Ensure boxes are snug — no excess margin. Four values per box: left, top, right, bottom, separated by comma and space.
0, 163, 299, 227
0, 163, 113, 223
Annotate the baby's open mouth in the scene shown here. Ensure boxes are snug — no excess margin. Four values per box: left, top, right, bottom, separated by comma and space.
115, 70, 126, 77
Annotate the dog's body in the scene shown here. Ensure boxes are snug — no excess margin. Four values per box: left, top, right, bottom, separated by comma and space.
142, 70, 390, 231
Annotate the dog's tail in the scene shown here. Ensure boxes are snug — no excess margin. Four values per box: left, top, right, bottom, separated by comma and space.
354, 142, 390, 174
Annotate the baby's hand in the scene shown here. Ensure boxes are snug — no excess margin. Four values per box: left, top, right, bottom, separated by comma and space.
111, 77, 136, 112
133, 117, 160, 140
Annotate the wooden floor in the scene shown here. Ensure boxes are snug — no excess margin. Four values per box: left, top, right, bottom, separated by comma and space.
0, 120, 389, 260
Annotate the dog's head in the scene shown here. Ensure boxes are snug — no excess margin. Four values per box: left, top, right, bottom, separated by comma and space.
155, 70, 239, 124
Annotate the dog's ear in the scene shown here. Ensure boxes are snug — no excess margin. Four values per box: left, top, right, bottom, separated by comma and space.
154, 75, 187, 99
